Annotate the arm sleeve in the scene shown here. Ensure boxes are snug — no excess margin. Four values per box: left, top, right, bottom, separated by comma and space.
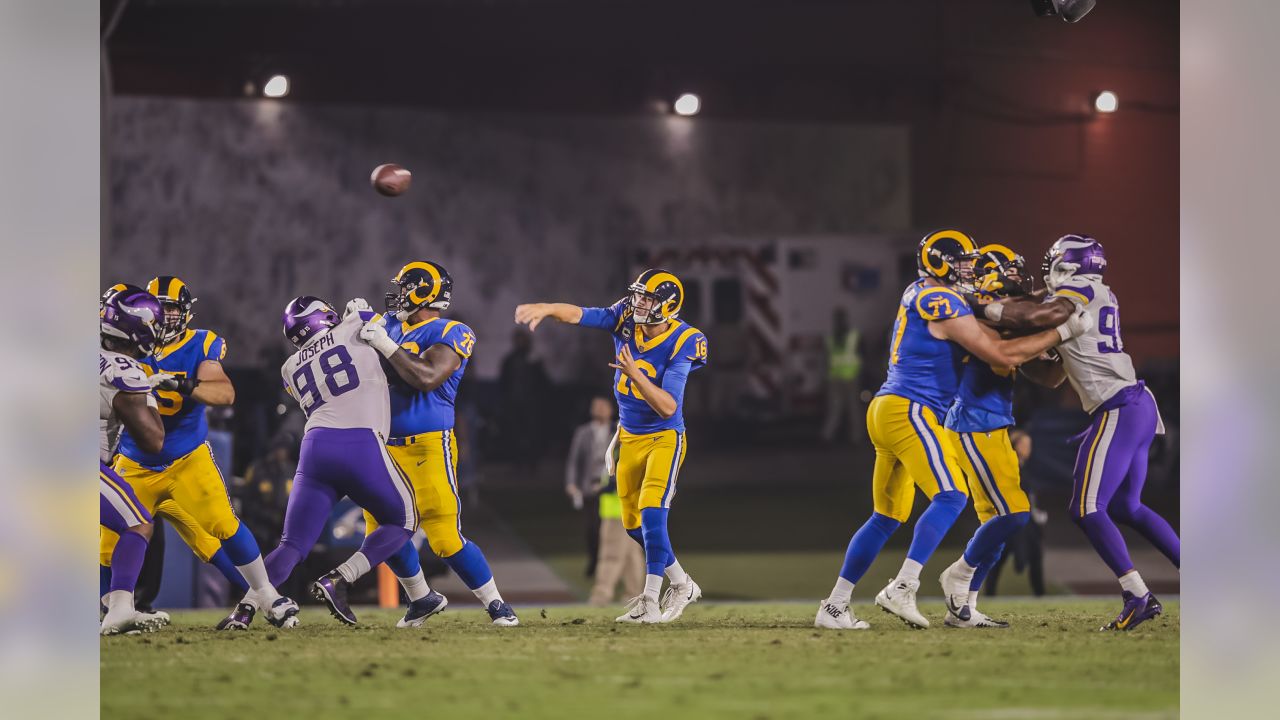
660, 358, 692, 399
915, 288, 973, 321
577, 299, 627, 332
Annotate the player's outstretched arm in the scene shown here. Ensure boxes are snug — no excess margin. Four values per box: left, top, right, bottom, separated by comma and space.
114, 390, 165, 454
610, 345, 678, 418
932, 310, 1091, 368
514, 303, 584, 331
975, 295, 1075, 331
192, 360, 235, 406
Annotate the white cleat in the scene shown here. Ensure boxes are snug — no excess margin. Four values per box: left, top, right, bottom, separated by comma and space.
944, 608, 1010, 629
139, 610, 171, 628
659, 577, 702, 622
615, 595, 663, 624
874, 578, 930, 629
815, 599, 870, 630
100, 609, 164, 636
938, 561, 973, 622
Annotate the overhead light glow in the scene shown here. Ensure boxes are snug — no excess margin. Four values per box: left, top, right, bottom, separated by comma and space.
1093, 90, 1118, 113
264, 74, 290, 98
673, 93, 700, 117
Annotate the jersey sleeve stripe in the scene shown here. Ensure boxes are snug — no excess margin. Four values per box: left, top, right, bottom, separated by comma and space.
669, 327, 701, 359
202, 331, 218, 357
1055, 288, 1091, 305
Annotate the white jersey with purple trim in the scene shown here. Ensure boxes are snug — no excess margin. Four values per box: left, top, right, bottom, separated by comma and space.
282, 312, 392, 436
99, 349, 155, 463
1048, 275, 1138, 414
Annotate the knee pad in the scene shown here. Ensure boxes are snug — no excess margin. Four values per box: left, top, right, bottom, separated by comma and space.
208, 516, 242, 542
423, 516, 465, 558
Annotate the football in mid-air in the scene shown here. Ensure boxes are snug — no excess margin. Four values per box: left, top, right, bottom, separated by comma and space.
371, 163, 412, 197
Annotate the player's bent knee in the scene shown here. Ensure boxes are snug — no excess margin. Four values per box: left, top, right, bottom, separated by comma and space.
425, 521, 465, 558
128, 522, 154, 542
208, 517, 242, 541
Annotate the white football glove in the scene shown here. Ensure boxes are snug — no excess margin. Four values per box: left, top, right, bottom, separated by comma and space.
147, 373, 176, 390
603, 425, 620, 477
358, 314, 401, 358
1056, 307, 1094, 342
344, 297, 373, 318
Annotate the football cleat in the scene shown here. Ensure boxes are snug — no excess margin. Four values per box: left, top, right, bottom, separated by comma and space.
659, 576, 702, 622
397, 591, 449, 628
815, 599, 870, 630
875, 578, 930, 629
266, 596, 301, 629
312, 571, 357, 625
944, 608, 1010, 629
138, 610, 171, 629
938, 561, 973, 622
216, 603, 256, 631
615, 595, 662, 624
100, 609, 165, 636
486, 600, 520, 627
1102, 591, 1163, 632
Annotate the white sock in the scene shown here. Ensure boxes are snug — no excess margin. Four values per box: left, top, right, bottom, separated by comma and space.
237, 557, 280, 604
1118, 570, 1150, 597
896, 558, 924, 583
472, 578, 502, 606
337, 552, 372, 584
664, 559, 689, 586
829, 577, 855, 605
644, 573, 664, 601
951, 558, 978, 585
399, 570, 431, 602
104, 589, 134, 614
969, 589, 980, 612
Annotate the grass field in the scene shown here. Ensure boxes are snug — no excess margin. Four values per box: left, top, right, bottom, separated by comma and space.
101, 599, 1178, 719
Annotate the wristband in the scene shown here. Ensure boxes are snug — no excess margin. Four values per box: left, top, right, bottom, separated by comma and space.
1056, 322, 1073, 342
371, 334, 401, 359
984, 302, 1004, 323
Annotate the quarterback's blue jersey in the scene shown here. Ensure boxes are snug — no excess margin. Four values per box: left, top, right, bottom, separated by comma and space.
579, 299, 708, 435
385, 315, 475, 437
118, 328, 226, 468
945, 357, 1015, 433
876, 280, 972, 418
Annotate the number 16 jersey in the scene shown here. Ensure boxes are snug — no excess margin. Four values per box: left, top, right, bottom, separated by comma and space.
1048, 277, 1137, 414
282, 311, 391, 436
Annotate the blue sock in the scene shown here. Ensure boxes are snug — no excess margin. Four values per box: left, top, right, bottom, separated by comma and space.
640, 507, 673, 577
99, 564, 111, 599
443, 541, 494, 590
839, 513, 900, 583
970, 543, 1005, 592
905, 490, 968, 565
963, 512, 1030, 567
385, 539, 422, 578
209, 548, 250, 592
220, 522, 262, 567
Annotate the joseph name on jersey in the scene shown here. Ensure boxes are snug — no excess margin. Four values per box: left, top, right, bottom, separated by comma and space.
116, 328, 225, 468
877, 280, 973, 416
100, 350, 154, 464
579, 299, 708, 434
1048, 278, 1137, 414
282, 312, 392, 436
385, 315, 475, 437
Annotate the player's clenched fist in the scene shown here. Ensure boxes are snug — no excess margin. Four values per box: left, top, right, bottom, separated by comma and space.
344, 297, 372, 318
358, 314, 401, 358
1056, 307, 1094, 342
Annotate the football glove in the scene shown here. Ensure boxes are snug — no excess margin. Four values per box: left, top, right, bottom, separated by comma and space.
359, 314, 401, 358
344, 297, 373, 318
152, 373, 201, 396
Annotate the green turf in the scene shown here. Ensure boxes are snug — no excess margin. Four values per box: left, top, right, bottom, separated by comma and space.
101, 600, 1178, 719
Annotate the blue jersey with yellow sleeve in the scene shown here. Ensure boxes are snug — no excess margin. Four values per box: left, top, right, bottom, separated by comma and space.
385, 315, 475, 437
579, 299, 708, 435
945, 357, 1016, 433
117, 328, 226, 468
876, 280, 972, 417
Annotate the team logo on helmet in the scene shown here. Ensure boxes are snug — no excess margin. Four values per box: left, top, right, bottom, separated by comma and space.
917, 230, 979, 288
1041, 234, 1106, 291
627, 269, 683, 325
975, 244, 1029, 297
146, 275, 197, 346
101, 288, 164, 356
386, 261, 452, 314
282, 296, 339, 348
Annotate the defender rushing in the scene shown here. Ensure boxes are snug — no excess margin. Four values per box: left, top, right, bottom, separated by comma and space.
937, 244, 1046, 629
515, 269, 708, 624
815, 230, 1092, 631
972, 235, 1180, 630
103, 276, 281, 630
99, 288, 168, 635
250, 297, 418, 627
357, 261, 517, 627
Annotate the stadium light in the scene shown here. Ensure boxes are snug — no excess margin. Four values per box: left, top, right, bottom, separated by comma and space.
264, 74, 290, 98
673, 93, 701, 117
1093, 90, 1118, 113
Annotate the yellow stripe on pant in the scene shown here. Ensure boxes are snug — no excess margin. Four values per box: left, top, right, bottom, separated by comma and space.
866, 394, 968, 523
364, 430, 466, 557
615, 427, 686, 530
99, 442, 235, 566
947, 428, 1030, 524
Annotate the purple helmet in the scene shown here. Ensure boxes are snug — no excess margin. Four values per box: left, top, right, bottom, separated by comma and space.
283, 296, 339, 347
101, 288, 163, 355
1042, 234, 1106, 290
